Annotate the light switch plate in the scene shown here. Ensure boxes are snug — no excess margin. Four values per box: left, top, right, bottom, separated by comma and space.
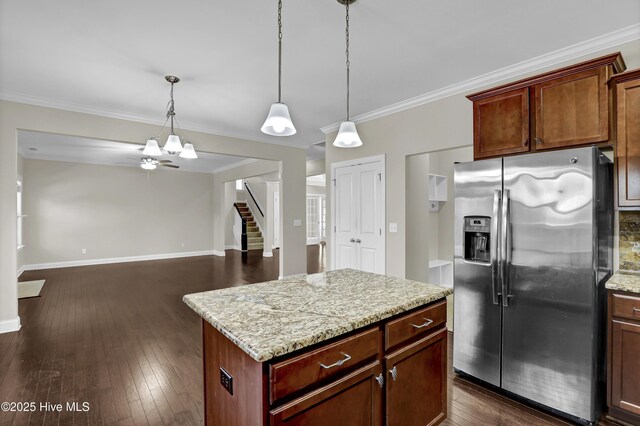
389, 223, 398, 233
294, 219, 302, 227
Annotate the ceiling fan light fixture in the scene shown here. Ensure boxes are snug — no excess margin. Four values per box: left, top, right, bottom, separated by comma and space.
164, 134, 183, 154
333, 120, 363, 148
141, 161, 157, 170
179, 142, 198, 159
261, 102, 296, 136
143, 138, 162, 156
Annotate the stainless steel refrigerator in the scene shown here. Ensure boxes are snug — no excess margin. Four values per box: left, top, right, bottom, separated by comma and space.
453, 146, 613, 424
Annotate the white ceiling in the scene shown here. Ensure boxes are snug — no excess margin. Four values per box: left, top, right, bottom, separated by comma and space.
18, 131, 253, 174
2, 0, 639, 148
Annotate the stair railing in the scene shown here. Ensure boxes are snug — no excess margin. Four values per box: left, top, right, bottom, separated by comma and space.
244, 182, 264, 218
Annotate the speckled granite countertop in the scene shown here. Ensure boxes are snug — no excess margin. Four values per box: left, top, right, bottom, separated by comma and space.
606, 272, 640, 294
183, 269, 452, 362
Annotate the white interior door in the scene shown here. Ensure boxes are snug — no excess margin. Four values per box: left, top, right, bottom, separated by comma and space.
356, 162, 384, 273
333, 159, 385, 274
334, 167, 357, 269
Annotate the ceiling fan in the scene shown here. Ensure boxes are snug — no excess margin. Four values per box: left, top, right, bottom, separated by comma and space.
140, 157, 179, 170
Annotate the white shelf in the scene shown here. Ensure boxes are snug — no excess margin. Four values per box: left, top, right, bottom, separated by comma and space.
428, 259, 453, 288
428, 174, 447, 211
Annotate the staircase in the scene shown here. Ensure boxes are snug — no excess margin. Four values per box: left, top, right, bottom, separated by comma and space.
234, 202, 264, 251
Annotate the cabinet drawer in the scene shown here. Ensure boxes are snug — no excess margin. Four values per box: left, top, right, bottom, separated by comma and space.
269, 327, 380, 404
385, 301, 446, 350
612, 293, 640, 321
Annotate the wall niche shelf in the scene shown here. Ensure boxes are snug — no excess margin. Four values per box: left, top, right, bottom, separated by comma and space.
428, 259, 453, 288
428, 174, 447, 211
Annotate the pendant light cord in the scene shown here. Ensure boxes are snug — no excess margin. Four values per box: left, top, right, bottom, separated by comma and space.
345, 1, 350, 121
278, 0, 283, 103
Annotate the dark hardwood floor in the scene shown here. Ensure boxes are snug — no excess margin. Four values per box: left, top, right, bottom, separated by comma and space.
0, 245, 615, 425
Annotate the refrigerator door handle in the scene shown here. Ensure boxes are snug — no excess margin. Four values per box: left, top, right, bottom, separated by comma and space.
491, 189, 501, 305
501, 189, 510, 307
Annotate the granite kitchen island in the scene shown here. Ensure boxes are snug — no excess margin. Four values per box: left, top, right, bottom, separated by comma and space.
184, 269, 452, 426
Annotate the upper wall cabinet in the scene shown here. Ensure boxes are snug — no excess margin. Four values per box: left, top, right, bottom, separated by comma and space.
611, 69, 640, 209
468, 53, 626, 160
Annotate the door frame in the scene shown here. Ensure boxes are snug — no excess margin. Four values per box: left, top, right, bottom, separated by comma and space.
330, 154, 386, 273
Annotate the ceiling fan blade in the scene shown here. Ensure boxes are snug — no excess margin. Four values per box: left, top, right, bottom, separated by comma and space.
162, 164, 180, 169
157, 160, 173, 163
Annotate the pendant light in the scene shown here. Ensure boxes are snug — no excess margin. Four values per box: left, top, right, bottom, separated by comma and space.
141, 75, 199, 160
333, 0, 363, 148
261, 0, 296, 136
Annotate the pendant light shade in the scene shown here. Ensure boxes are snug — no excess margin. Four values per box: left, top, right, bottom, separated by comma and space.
261, 102, 296, 136
179, 142, 198, 159
164, 134, 183, 154
333, 121, 363, 148
333, 0, 363, 149
261, 0, 296, 137
143, 138, 162, 156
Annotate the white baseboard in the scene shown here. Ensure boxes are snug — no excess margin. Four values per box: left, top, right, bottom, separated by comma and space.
212, 250, 226, 257
0, 317, 21, 334
22, 250, 215, 271
263, 251, 273, 257
225, 245, 242, 251
17, 266, 25, 278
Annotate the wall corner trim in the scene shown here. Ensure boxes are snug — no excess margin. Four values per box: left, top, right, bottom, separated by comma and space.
263, 252, 273, 257
212, 250, 226, 257
0, 317, 21, 334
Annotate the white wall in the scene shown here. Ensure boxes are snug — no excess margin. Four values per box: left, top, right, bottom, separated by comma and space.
21, 159, 214, 266
405, 153, 430, 282
306, 185, 326, 196
326, 39, 640, 279
0, 101, 307, 332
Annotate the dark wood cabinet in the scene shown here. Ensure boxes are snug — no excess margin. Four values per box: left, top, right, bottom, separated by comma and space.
472, 88, 529, 159
533, 67, 609, 150
385, 328, 447, 426
202, 300, 448, 426
468, 53, 625, 160
270, 362, 383, 426
608, 291, 640, 424
611, 69, 640, 209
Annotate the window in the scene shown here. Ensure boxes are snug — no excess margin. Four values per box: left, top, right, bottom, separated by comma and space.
17, 179, 24, 250
236, 179, 244, 191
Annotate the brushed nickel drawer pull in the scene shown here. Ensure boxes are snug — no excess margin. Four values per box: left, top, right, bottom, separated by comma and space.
411, 318, 434, 329
320, 352, 351, 369
375, 373, 384, 388
389, 366, 398, 381
633, 307, 640, 313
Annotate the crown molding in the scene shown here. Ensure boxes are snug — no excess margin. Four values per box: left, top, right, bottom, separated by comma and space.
320, 23, 640, 134
0, 92, 309, 149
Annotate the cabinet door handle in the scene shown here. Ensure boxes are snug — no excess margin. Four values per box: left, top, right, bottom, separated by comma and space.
320, 352, 351, 369
389, 366, 398, 381
349, 238, 355, 243
633, 307, 640, 313
411, 318, 434, 329
375, 373, 384, 388
355, 238, 361, 244
523, 138, 529, 147
535, 137, 543, 145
